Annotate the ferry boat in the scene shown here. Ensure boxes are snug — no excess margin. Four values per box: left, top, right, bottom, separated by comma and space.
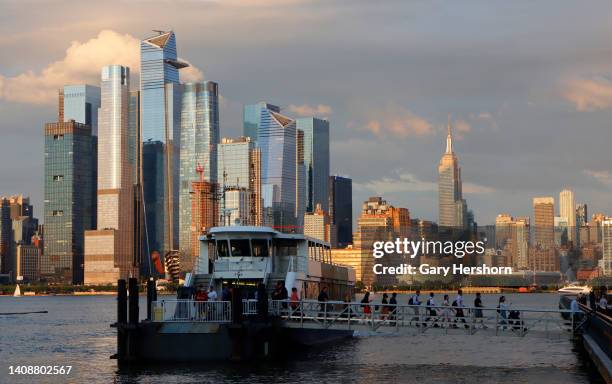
183, 226, 355, 301
114, 226, 356, 363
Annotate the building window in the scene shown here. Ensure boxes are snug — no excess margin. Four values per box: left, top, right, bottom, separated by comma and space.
52, 210, 64, 217
53, 134, 64, 140
53, 175, 64, 182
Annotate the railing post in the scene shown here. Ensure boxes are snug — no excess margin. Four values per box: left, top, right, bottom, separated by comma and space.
495, 309, 499, 336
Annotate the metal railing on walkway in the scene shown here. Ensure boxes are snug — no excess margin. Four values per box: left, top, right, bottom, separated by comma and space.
267, 300, 580, 338
151, 300, 231, 323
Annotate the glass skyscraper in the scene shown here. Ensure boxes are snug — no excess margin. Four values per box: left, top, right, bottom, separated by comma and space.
42, 119, 96, 284
217, 137, 262, 226
256, 105, 297, 230
328, 175, 353, 247
140, 31, 188, 265
178, 81, 219, 257
61, 84, 100, 135
84, 65, 137, 284
243, 102, 280, 142
296, 117, 330, 213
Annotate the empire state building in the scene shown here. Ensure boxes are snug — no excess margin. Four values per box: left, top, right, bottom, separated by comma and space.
438, 118, 467, 229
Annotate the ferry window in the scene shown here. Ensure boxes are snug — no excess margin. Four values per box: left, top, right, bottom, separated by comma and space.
251, 239, 269, 257
230, 240, 251, 257
275, 239, 297, 256
216, 240, 230, 257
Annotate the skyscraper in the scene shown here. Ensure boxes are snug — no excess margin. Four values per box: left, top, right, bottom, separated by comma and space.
179, 81, 219, 258
84, 65, 137, 284
256, 106, 297, 230
243, 102, 280, 141
296, 117, 330, 213
532, 196, 557, 271
42, 118, 96, 284
60, 84, 101, 135
304, 203, 334, 243
217, 137, 262, 226
601, 218, 612, 276
328, 176, 353, 247
354, 197, 410, 287
438, 118, 467, 230
559, 189, 576, 243
0, 196, 38, 280
140, 31, 188, 267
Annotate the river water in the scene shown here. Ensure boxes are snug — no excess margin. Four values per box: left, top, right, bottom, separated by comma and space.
0, 293, 604, 383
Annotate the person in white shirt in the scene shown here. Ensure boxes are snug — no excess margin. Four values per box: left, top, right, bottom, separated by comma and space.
208, 286, 218, 301
599, 294, 608, 312
454, 289, 467, 328
410, 290, 423, 326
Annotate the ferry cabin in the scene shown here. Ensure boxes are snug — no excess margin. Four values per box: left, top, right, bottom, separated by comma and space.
186, 226, 355, 301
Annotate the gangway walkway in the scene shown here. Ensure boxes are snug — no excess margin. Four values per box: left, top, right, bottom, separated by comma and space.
264, 300, 580, 339
152, 299, 582, 339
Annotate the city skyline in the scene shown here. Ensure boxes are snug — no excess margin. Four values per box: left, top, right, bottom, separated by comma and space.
2, 2, 612, 226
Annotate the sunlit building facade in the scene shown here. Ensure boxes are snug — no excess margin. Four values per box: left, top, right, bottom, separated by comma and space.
217, 137, 262, 226
532, 196, 557, 272
61, 84, 100, 135
559, 189, 576, 244
256, 106, 297, 230
84, 65, 137, 285
140, 31, 188, 266
438, 118, 467, 230
179, 81, 219, 258
243, 102, 280, 142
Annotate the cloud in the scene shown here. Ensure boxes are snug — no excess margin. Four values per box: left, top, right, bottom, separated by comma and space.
453, 118, 472, 140
463, 182, 495, 194
562, 77, 612, 112
584, 169, 612, 186
355, 172, 437, 194
355, 171, 495, 196
287, 103, 332, 117
0, 30, 204, 104
363, 104, 433, 139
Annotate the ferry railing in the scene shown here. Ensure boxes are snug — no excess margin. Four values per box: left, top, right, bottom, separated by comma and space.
243, 299, 258, 315
151, 300, 232, 323
268, 300, 577, 337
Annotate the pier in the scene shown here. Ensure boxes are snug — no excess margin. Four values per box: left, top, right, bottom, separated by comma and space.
112, 279, 611, 382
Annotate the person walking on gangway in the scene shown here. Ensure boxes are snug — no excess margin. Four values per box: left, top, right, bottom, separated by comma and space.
409, 290, 424, 326
474, 292, 487, 329
453, 289, 468, 329
497, 295, 508, 330
361, 291, 372, 320
389, 292, 398, 323
441, 294, 451, 327
318, 286, 329, 319
426, 292, 439, 327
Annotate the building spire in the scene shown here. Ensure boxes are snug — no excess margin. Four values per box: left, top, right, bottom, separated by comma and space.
446, 114, 453, 154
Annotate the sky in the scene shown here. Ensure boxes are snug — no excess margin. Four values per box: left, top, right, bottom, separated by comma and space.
1, 0, 612, 227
